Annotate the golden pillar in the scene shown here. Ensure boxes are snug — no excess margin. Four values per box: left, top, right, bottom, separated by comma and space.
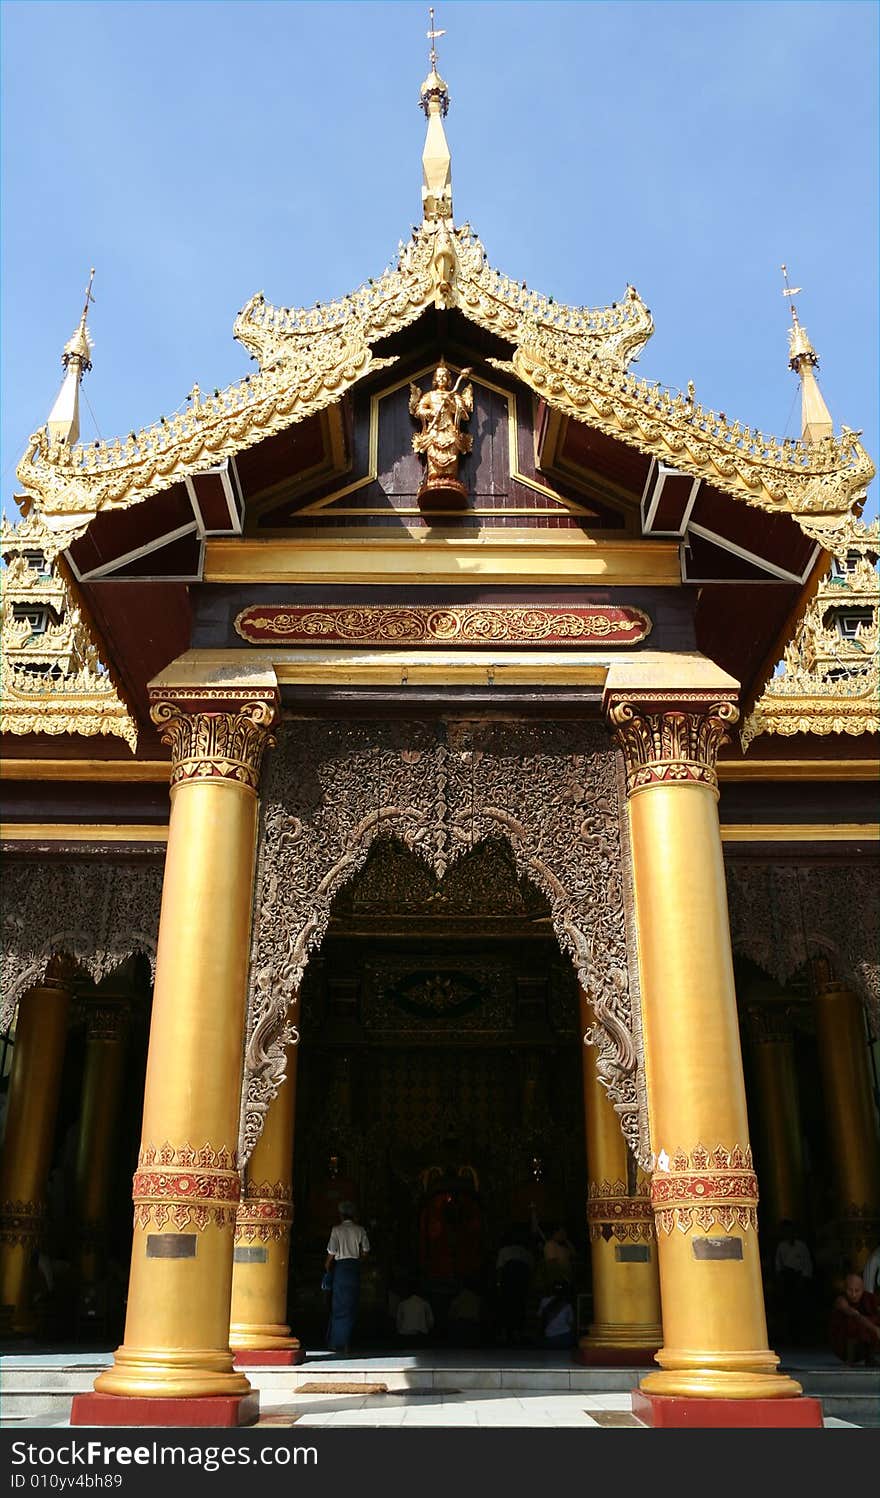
90, 685, 277, 1410
579, 990, 662, 1360
812, 957, 880, 1270
230, 1033, 302, 1361
75, 997, 130, 1287
0, 959, 74, 1332
606, 683, 800, 1403
744, 1003, 806, 1235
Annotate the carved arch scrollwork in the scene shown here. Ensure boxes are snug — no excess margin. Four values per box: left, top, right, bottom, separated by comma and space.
0, 858, 163, 1032
239, 720, 650, 1169
726, 861, 880, 1035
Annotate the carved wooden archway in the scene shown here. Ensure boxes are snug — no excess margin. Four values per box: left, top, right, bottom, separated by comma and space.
239, 719, 650, 1168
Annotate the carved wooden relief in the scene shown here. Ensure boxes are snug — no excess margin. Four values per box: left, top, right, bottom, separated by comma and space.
240, 720, 649, 1168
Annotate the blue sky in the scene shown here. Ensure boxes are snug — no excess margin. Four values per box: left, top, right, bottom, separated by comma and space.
2, 0, 877, 516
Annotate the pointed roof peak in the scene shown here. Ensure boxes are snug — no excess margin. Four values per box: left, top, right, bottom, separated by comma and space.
46, 269, 95, 448
420, 8, 452, 223
781, 263, 833, 444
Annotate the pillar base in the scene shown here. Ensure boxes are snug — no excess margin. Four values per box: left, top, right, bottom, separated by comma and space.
576, 1343, 659, 1367
234, 1348, 306, 1366
71, 1391, 260, 1428
632, 1389, 823, 1428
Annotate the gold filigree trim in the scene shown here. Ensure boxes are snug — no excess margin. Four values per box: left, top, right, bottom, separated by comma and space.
651, 1144, 758, 1236
16, 223, 871, 533
133, 1142, 240, 1233
0, 1199, 45, 1248
587, 1178, 654, 1242
1, 511, 137, 750
234, 1179, 294, 1244
606, 695, 740, 796
149, 699, 277, 791
234, 602, 653, 648
742, 517, 879, 747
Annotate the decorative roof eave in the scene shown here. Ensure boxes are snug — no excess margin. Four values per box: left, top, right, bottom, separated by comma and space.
490, 348, 875, 534
0, 665, 139, 752
741, 514, 879, 747
740, 679, 879, 749
14, 220, 874, 540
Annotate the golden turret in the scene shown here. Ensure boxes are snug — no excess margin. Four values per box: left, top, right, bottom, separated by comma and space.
46, 269, 95, 447
782, 264, 833, 445
420, 9, 452, 222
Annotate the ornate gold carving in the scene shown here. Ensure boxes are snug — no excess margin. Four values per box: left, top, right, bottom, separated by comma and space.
0, 511, 137, 750
234, 602, 652, 648
493, 346, 874, 528
409, 361, 473, 504
607, 694, 740, 796
234, 1180, 294, 1244
132, 1144, 240, 1232
651, 1144, 758, 1235
14, 216, 872, 532
587, 1178, 654, 1243
241, 721, 649, 1169
149, 697, 277, 790
0, 1198, 45, 1249
743, 517, 879, 747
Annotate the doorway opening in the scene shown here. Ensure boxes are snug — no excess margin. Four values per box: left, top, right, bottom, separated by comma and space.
289, 836, 588, 1351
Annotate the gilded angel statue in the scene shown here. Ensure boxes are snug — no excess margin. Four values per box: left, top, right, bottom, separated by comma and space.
409, 360, 473, 507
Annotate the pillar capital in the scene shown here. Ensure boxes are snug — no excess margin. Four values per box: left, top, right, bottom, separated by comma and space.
605, 688, 740, 797
743, 1003, 795, 1046
149, 688, 279, 792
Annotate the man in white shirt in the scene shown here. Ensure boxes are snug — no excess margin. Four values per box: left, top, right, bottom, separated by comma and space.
325, 1203, 370, 1354
863, 1241, 880, 1296
396, 1288, 434, 1343
774, 1220, 813, 1346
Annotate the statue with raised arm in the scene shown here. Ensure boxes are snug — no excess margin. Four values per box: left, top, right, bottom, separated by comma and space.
409, 360, 473, 508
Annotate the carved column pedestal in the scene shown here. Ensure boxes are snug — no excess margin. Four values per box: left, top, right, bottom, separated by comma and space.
577, 989, 661, 1365
812, 958, 880, 1271
73, 682, 278, 1430
0, 960, 74, 1333
230, 1035, 303, 1365
606, 678, 819, 1428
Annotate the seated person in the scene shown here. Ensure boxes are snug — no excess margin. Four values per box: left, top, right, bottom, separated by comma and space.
396, 1286, 434, 1344
448, 1282, 484, 1347
538, 1280, 576, 1350
829, 1274, 880, 1366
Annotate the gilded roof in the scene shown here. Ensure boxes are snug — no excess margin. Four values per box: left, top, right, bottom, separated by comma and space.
15, 220, 874, 544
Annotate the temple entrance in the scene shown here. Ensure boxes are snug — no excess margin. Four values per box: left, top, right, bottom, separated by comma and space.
288, 838, 588, 1349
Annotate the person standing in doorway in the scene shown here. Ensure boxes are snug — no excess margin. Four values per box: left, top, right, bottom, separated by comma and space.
325, 1201, 370, 1355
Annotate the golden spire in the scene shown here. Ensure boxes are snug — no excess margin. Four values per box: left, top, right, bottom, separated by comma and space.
420, 8, 453, 223
46, 268, 95, 447
782, 263, 833, 444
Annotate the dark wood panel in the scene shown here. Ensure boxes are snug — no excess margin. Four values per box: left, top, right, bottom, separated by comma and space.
1, 781, 170, 823
190, 583, 697, 653
718, 781, 879, 824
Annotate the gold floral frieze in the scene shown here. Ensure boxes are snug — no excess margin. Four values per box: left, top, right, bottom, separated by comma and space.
234, 602, 652, 649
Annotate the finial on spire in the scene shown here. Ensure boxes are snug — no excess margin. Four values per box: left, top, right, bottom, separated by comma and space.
420, 8, 453, 222
781, 264, 833, 444
47, 268, 96, 447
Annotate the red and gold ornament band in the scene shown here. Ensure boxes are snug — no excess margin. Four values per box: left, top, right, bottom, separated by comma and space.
234, 1180, 294, 1244
651, 1144, 759, 1236
606, 693, 739, 796
234, 603, 652, 649
132, 1143, 240, 1232
587, 1178, 654, 1243
0, 1199, 45, 1250
150, 693, 277, 791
